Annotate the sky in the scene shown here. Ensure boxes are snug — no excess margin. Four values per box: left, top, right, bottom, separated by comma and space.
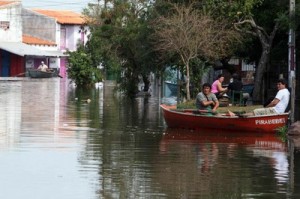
21, 0, 97, 13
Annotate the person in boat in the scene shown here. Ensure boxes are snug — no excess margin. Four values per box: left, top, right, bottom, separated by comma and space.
211, 74, 228, 99
227, 73, 249, 106
254, 79, 290, 115
37, 61, 48, 72
196, 83, 219, 113
238, 79, 290, 117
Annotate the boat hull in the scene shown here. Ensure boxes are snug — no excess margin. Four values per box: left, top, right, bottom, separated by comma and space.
28, 69, 57, 78
160, 104, 289, 133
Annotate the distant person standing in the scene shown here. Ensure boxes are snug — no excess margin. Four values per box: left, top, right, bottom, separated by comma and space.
37, 61, 48, 72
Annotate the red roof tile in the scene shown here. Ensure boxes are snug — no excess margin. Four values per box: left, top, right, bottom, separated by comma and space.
23, 35, 56, 46
32, 9, 86, 25
0, 1, 19, 7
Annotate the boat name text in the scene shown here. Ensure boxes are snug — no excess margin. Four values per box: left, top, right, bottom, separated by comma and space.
255, 118, 285, 125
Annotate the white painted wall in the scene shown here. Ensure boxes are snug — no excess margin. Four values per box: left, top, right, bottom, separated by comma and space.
56, 24, 90, 51
0, 3, 22, 42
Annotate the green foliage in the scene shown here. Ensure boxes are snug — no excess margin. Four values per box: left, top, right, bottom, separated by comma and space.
202, 0, 263, 19
276, 125, 288, 142
252, 0, 289, 31
189, 58, 210, 97
81, 0, 295, 101
67, 45, 102, 88
84, 0, 161, 97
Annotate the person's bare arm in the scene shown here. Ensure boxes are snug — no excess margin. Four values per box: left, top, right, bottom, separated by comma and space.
212, 100, 219, 112
201, 100, 214, 107
217, 82, 227, 92
266, 98, 280, 107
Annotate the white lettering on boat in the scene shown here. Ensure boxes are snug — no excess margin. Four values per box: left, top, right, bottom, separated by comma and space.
254, 141, 285, 150
255, 118, 285, 125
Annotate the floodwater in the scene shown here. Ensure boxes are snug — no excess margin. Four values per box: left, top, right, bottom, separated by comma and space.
0, 78, 300, 199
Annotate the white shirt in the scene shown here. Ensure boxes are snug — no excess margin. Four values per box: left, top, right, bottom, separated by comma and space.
274, 88, 290, 113
41, 64, 48, 72
38, 64, 48, 72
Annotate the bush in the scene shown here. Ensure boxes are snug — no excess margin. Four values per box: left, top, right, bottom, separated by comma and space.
67, 47, 102, 88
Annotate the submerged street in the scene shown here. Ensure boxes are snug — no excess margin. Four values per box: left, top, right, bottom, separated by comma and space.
0, 78, 300, 199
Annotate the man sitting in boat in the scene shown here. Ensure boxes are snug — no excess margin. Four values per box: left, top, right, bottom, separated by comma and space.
37, 61, 49, 72
236, 79, 290, 117
196, 83, 219, 114
253, 79, 290, 115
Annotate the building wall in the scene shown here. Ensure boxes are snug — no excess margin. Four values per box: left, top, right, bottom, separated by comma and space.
0, 3, 22, 42
60, 25, 89, 51
22, 47, 61, 71
10, 54, 24, 76
66, 25, 75, 51
22, 8, 56, 42
0, 50, 10, 77
21, 8, 90, 78
57, 24, 89, 78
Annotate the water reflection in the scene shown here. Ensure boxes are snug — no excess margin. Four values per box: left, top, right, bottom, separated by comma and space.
0, 81, 22, 146
0, 79, 99, 199
158, 128, 289, 198
0, 78, 298, 199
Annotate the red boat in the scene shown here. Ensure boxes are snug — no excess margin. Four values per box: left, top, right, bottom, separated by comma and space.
160, 104, 289, 133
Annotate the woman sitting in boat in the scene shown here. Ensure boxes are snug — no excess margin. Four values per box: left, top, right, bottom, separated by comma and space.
196, 83, 219, 114
211, 74, 228, 98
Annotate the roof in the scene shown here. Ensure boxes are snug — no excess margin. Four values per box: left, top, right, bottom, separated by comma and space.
0, 1, 19, 7
0, 42, 67, 57
31, 9, 86, 25
23, 35, 56, 46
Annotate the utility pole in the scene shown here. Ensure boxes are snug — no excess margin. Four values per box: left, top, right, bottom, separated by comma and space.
288, 0, 296, 123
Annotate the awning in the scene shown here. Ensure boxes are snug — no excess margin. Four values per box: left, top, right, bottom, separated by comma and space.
45, 50, 68, 57
0, 42, 68, 57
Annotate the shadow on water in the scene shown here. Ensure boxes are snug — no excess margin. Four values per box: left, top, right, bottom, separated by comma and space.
0, 78, 300, 199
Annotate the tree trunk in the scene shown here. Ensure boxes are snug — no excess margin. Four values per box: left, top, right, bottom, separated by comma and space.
185, 62, 191, 101
234, 19, 278, 103
142, 74, 150, 92
252, 47, 270, 103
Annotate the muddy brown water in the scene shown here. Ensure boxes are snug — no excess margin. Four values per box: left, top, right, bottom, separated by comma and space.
0, 78, 300, 199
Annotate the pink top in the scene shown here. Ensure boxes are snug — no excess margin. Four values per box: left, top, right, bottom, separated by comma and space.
211, 80, 219, 94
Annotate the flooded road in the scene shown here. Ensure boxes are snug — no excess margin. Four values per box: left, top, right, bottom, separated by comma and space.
0, 78, 300, 199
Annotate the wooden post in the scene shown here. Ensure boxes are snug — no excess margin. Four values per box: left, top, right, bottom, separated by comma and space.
288, 0, 296, 123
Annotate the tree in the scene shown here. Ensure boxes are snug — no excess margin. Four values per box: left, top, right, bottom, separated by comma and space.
198, 0, 293, 103
83, 0, 160, 97
232, 0, 289, 102
67, 45, 102, 88
153, 3, 240, 100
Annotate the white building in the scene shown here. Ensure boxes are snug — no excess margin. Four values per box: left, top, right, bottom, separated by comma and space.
0, 0, 89, 77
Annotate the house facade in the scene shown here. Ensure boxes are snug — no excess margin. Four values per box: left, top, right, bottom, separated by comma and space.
0, 1, 24, 76
22, 9, 89, 78
0, 0, 89, 77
